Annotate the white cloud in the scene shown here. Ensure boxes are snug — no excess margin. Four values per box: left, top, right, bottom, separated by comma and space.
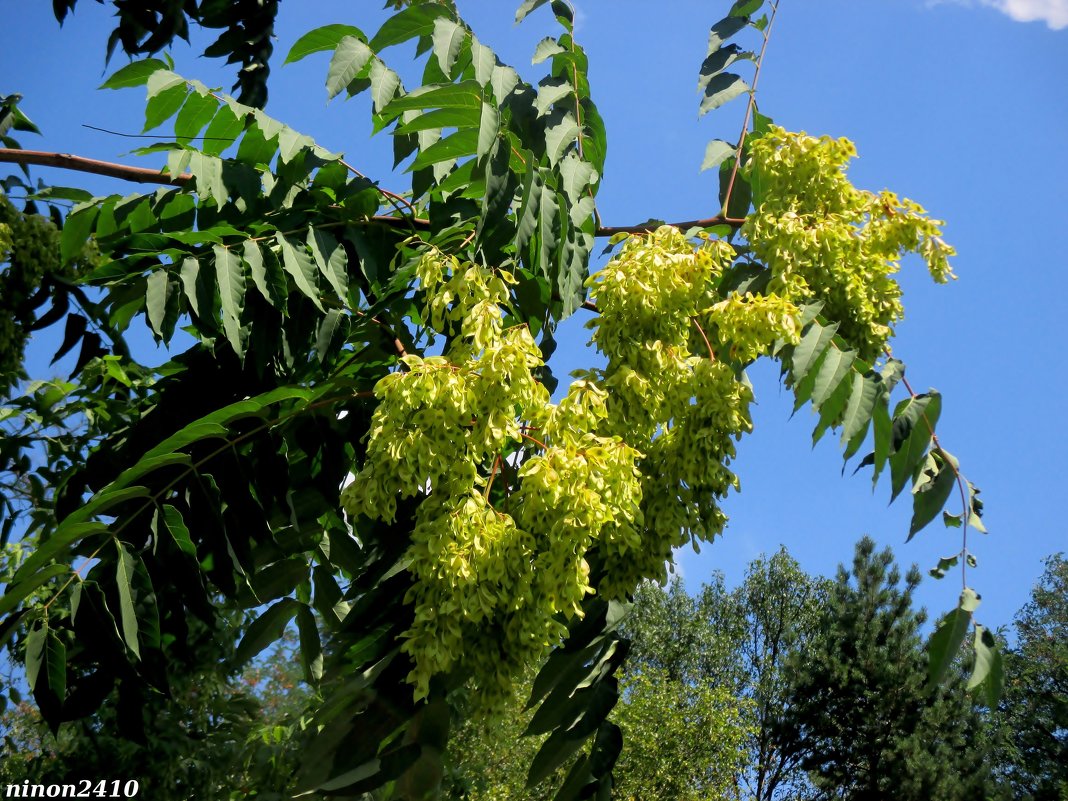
984, 0, 1068, 28
935, 0, 1068, 29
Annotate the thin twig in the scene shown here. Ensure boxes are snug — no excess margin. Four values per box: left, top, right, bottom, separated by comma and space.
720, 0, 781, 218
691, 316, 716, 361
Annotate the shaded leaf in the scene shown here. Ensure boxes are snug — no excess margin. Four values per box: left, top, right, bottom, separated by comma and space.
115, 541, 141, 659
161, 504, 196, 558
297, 604, 324, 684
213, 244, 247, 358
278, 233, 324, 311
699, 72, 749, 116
236, 598, 300, 663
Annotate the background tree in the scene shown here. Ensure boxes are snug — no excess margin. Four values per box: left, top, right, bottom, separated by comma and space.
0, 621, 312, 800
994, 554, 1068, 800
731, 550, 827, 801
778, 537, 999, 800
445, 588, 752, 801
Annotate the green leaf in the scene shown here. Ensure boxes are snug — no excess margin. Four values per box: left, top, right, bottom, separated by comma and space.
327, 36, 375, 101
532, 38, 565, 66
432, 18, 467, 77
699, 73, 749, 117
535, 76, 573, 116
296, 604, 324, 684
316, 309, 345, 363
476, 102, 499, 162
515, 161, 544, 255
476, 137, 515, 238
285, 24, 366, 65
408, 129, 478, 171
929, 553, 960, 580
61, 205, 98, 264
236, 598, 300, 663
516, 0, 551, 22
99, 58, 169, 89
371, 3, 452, 51
24, 625, 47, 692
179, 257, 206, 319
144, 269, 173, 339
968, 625, 1002, 707
43, 629, 67, 706
251, 557, 311, 603
308, 228, 350, 302
143, 72, 187, 133
698, 45, 752, 91
927, 588, 980, 687
534, 177, 560, 280
161, 505, 196, 558
244, 240, 287, 309
909, 457, 957, 540
558, 151, 598, 204
840, 372, 880, 452
889, 392, 942, 502
12, 523, 109, 585
174, 90, 217, 145
528, 729, 585, 787
213, 244, 247, 358
730, 0, 764, 16
277, 125, 313, 164
707, 16, 748, 53
393, 107, 481, 134
381, 81, 484, 121
188, 152, 226, 204
0, 564, 70, 617
791, 320, 836, 389
278, 233, 324, 311
237, 118, 279, 166
115, 541, 141, 659
369, 61, 402, 113
701, 139, 736, 172
544, 109, 579, 166
810, 346, 856, 410
201, 103, 246, 157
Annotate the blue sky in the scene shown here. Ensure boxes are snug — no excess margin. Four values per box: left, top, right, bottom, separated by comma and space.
2, 0, 1066, 633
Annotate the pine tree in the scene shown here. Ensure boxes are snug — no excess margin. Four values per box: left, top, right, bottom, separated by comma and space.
777, 537, 997, 800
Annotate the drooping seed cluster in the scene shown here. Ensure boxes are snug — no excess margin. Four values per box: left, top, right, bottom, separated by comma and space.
342, 127, 955, 702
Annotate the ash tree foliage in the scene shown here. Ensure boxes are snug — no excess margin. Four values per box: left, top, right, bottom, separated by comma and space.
0, 0, 1000, 797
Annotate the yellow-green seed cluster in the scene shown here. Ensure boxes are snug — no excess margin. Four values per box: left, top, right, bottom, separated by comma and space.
342, 125, 957, 701
744, 125, 955, 358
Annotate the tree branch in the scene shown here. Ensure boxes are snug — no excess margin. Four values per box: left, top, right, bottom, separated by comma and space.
0, 148, 190, 187
0, 148, 745, 237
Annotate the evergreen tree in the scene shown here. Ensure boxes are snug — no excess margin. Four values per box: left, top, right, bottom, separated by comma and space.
777, 537, 997, 800
995, 554, 1068, 800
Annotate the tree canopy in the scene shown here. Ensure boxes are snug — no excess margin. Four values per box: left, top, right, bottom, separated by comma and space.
0, 1, 1005, 797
